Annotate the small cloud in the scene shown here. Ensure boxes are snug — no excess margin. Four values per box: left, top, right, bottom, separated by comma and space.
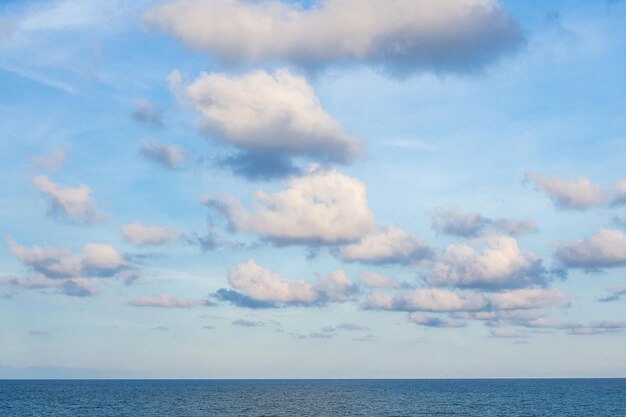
129, 294, 207, 308
408, 313, 466, 328
555, 229, 626, 270
28, 330, 49, 337
139, 140, 185, 169
32, 149, 66, 173
132, 99, 163, 128
121, 223, 182, 246
152, 326, 169, 331
32, 175, 105, 224
490, 328, 531, 339
524, 172, 607, 210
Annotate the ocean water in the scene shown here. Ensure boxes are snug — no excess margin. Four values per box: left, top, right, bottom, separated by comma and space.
1, 379, 624, 416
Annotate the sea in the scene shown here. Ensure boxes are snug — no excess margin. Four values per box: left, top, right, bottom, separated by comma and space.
1, 379, 624, 416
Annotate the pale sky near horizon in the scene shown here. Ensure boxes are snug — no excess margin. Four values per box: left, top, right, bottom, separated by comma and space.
1, 0, 626, 379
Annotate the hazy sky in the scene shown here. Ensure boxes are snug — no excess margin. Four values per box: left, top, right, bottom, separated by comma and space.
1, 0, 625, 379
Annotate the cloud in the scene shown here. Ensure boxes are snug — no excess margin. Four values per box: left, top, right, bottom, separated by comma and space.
565, 321, 626, 336
232, 319, 267, 328
524, 172, 607, 210
486, 288, 570, 310
0, 16, 16, 40
121, 223, 182, 246
426, 235, 550, 289
145, 0, 523, 75
0, 275, 98, 297
7, 237, 126, 280
215, 151, 300, 181
171, 69, 361, 176
32, 175, 104, 224
555, 229, 626, 270
408, 313, 466, 328
132, 99, 163, 128
321, 323, 369, 332
359, 272, 403, 289
227, 259, 318, 305
365, 288, 487, 312
129, 294, 206, 308
139, 140, 185, 169
335, 226, 432, 265
207, 167, 376, 245
32, 149, 66, 173
430, 208, 539, 238
598, 282, 626, 302
218, 260, 357, 308
430, 209, 492, 237
489, 328, 530, 339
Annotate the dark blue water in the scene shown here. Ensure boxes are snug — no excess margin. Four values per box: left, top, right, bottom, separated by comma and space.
1, 379, 624, 416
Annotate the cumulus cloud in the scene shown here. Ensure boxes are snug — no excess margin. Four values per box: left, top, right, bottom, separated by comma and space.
408, 313, 466, 328
218, 260, 357, 308
139, 140, 185, 169
7, 237, 126, 280
359, 272, 403, 289
171, 69, 361, 177
145, 0, 523, 75
524, 172, 608, 210
207, 167, 376, 245
32, 175, 104, 223
32, 149, 66, 173
129, 294, 206, 308
132, 99, 163, 128
121, 223, 182, 246
426, 235, 550, 289
555, 229, 626, 270
336, 226, 431, 264
365, 288, 487, 312
430, 208, 539, 238
486, 288, 570, 310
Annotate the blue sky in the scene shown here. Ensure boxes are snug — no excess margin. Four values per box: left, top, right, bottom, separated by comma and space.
1, 0, 625, 378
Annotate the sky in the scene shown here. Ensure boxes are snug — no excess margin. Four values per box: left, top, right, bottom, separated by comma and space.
0, 0, 625, 379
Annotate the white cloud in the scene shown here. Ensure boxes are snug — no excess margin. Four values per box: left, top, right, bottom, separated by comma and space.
139, 140, 185, 169
487, 288, 570, 310
426, 235, 546, 288
430, 209, 491, 237
208, 167, 376, 245
32, 175, 104, 223
129, 293, 205, 308
173, 69, 361, 163
315, 269, 358, 302
145, 0, 523, 75
7, 237, 125, 279
227, 259, 318, 304
614, 180, 626, 206
359, 272, 403, 289
336, 226, 431, 264
0, 274, 98, 297
365, 288, 487, 312
490, 328, 530, 339
555, 229, 626, 269
121, 223, 182, 246
524, 172, 607, 210
408, 313, 466, 328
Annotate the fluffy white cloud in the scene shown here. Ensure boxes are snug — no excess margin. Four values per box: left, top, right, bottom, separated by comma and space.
32, 175, 104, 223
336, 226, 431, 264
7, 237, 125, 279
129, 294, 205, 308
555, 229, 626, 269
172, 69, 360, 163
524, 172, 607, 210
315, 269, 358, 302
121, 223, 182, 246
487, 288, 570, 310
145, 0, 523, 74
426, 235, 546, 288
359, 272, 403, 289
208, 167, 376, 245
227, 259, 318, 304
139, 140, 185, 169
365, 288, 487, 312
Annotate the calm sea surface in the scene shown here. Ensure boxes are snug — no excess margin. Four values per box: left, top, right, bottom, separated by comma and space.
1, 379, 624, 416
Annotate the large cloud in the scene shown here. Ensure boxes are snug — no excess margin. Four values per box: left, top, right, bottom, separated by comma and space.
524, 172, 607, 210
171, 69, 360, 177
555, 229, 626, 270
7, 237, 126, 279
217, 259, 357, 307
145, 0, 523, 75
207, 167, 376, 245
336, 226, 431, 264
32, 175, 104, 223
426, 235, 550, 288
121, 222, 182, 246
